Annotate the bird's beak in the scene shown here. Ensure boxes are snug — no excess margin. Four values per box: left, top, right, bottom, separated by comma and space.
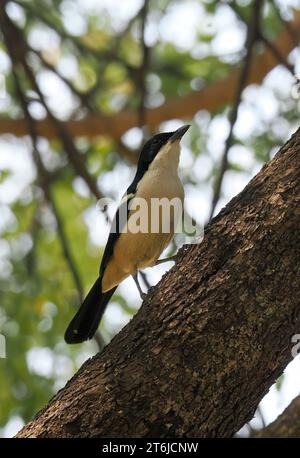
170, 125, 190, 142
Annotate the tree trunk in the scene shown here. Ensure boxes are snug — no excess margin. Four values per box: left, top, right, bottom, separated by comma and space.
253, 396, 300, 438
17, 128, 300, 438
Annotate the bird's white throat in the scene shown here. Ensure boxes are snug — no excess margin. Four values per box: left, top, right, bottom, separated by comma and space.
148, 139, 181, 175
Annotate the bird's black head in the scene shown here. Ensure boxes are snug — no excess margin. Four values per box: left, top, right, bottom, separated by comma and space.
138, 125, 190, 166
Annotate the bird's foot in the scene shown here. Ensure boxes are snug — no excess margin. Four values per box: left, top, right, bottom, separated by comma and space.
132, 274, 147, 300
155, 255, 177, 266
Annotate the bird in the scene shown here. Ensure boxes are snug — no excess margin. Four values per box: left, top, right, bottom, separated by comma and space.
64, 124, 190, 344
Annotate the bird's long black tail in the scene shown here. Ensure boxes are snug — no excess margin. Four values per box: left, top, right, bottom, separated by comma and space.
64, 278, 117, 344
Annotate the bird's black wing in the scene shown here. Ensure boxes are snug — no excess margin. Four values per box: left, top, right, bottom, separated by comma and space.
98, 163, 147, 278
99, 189, 136, 278
65, 185, 138, 344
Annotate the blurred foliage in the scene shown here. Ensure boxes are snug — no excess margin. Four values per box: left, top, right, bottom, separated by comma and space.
0, 0, 299, 436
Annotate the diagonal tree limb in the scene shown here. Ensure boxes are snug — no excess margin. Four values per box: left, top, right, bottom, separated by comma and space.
0, 7, 105, 202
28, 46, 94, 111
259, 34, 296, 77
13, 0, 137, 80
16, 126, 300, 438
6, 38, 108, 351
253, 395, 300, 438
1, 10, 300, 140
0, 8, 126, 352
7, 54, 84, 304
22, 56, 104, 201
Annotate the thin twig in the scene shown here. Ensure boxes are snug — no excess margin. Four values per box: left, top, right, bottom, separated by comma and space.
45, 187, 84, 302
29, 46, 94, 111
259, 33, 296, 77
1, 8, 106, 206
6, 53, 84, 303
94, 332, 106, 351
13, 0, 137, 80
257, 405, 266, 429
23, 57, 105, 200
3, 39, 106, 350
1, 4, 136, 350
140, 270, 151, 290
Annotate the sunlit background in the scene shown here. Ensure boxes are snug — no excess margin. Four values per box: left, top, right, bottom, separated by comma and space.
0, 0, 300, 437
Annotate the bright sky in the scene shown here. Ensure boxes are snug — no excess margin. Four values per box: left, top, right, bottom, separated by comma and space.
1, 0, 300, 437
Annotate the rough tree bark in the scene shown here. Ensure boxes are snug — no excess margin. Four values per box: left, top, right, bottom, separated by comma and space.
17, 128, 300, 438
253, 395, 300, 438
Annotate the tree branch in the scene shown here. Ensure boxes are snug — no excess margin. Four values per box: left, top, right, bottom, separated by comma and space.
259, 34, 296, 77
3, 22, 106, 349
0, 6, 109, 351
1, 11, 299, 140
5, 40, 84, 304
0, 8, 105, 202
29, 46, 94, 111
253, 395, 300, 438
17, 127, 300, 438
14, 0, 136, 77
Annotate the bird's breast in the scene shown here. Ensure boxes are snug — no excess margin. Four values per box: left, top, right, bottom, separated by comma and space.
136, 167, 184, 201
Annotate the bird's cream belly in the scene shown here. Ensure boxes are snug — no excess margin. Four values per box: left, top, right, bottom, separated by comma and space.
102, 171, 184, 292
102, 230, 174, 292
117, 229, 173, 270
